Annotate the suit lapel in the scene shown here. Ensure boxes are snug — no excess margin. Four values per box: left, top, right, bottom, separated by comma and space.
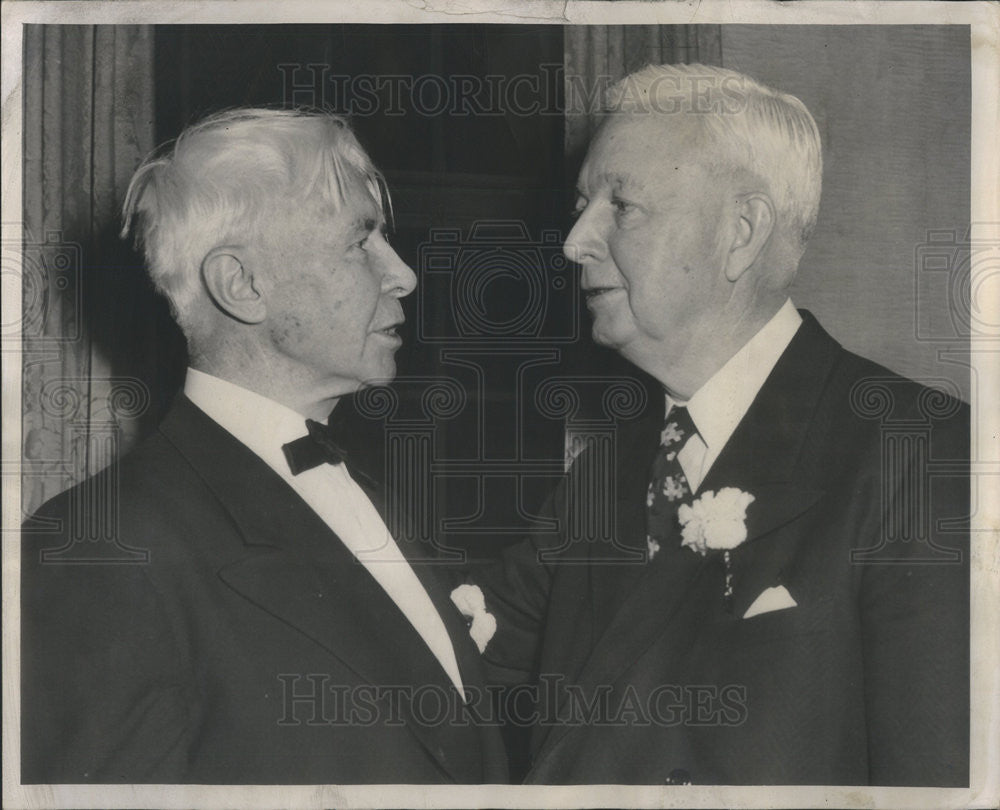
408, 556, 491, 692
334, 403, 506, 780
359, 440, 502, 778
329, 401, 491, 701
535, 312, 840, 762
692, 312, 838, 611
158, 396, 483, 782
587, 396, 664, 639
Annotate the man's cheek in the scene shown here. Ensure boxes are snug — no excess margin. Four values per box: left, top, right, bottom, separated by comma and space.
269, 295, 338, 350
269, 311, 309, 350
609, 248, 654, 299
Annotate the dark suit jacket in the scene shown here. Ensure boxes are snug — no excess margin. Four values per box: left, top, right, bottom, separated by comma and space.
22, 395, 508, 784
476, 312, 969, 786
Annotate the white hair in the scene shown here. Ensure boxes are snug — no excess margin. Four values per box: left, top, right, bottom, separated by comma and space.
605, 63, 823, 252
121, 108, 391, 335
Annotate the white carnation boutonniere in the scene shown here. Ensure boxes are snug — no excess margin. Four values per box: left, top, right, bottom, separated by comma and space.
449, 584, 497, 653
678, 487, 756, 554
678, 487, 755, 612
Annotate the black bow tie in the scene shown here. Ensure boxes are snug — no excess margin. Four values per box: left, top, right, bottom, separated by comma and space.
282, 418, 350, 475
282, 414, 379, 491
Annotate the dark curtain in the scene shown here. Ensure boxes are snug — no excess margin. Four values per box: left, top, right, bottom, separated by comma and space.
20, 25, 184, 519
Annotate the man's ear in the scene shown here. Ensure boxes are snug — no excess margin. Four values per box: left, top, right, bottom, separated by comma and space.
201, 247, 267, 324
724, 192, 775, 283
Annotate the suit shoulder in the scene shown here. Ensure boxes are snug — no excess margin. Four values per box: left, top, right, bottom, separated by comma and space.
32, 422, 210, 518
23, 420, 230, 575
828, 343, 966, 418
813, 343, 968, 462
20, 430, 187, 638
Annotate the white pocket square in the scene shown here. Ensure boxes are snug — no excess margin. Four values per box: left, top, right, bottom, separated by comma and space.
742, 585, 797, 619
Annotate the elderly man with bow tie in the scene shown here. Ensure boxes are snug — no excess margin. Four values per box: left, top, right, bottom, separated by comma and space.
22, 108, 508, 784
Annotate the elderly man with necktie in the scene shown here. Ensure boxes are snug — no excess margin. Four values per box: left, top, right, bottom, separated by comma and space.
470, 64, 969, 786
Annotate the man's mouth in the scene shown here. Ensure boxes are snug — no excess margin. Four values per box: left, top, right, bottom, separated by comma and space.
584, 286, 621, 302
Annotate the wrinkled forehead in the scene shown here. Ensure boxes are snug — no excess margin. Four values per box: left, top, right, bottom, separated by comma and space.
311, 151, 387, 221
326, 176, 385, 224
278, 166, 385, 226
257, 178, 384, 249
579, 112, 710, 191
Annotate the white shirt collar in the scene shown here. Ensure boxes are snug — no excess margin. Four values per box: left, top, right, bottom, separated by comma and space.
667, 299, 802, 463
184, 368, 315, 477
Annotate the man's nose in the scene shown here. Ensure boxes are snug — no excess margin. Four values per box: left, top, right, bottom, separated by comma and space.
380, 244, 417, 297
563, 207, 607, 266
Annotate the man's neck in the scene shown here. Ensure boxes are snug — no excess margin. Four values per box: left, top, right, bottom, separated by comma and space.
189, 358, 341, 421
651, 299, 788, 401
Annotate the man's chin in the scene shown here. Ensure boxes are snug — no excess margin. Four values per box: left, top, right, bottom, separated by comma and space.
356, 371, 397, 391
365, 356, 399, 387
590, 322, 628, 352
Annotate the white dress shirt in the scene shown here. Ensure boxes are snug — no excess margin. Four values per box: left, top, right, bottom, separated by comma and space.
668, 299, 803, 492
184, 369, 465, 694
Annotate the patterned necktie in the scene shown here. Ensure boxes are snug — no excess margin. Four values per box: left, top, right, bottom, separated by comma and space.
646, 405, 698, 557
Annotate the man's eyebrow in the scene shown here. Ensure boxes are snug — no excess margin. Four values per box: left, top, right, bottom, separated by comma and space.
600, 172, 643, 193
351, 216, 378, 234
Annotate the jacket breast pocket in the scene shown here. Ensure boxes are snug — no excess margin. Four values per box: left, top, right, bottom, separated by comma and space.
707, 595, 836, 648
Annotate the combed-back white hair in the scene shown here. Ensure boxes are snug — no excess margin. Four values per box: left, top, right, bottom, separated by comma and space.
121, 108, 390, 333
605, 63, 823, 252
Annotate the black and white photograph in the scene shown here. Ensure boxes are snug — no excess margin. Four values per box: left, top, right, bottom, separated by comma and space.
2, 1, 998, 808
